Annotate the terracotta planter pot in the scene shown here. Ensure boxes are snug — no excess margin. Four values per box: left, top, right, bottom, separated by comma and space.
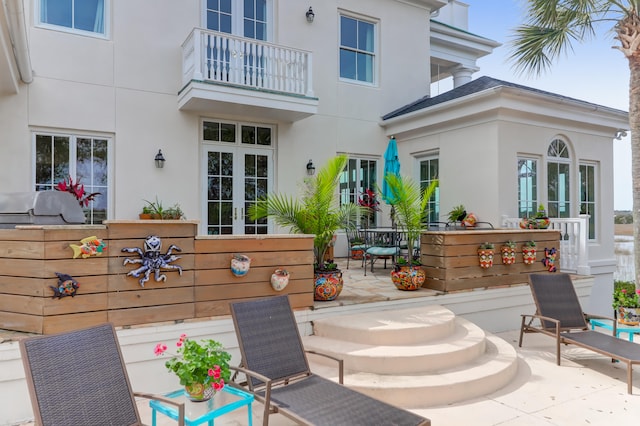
522, 247, 537, 265
477, 249, 494, 269
270, 269, 290, 291
314, 269, 343, 301
390, 265, 425, 291
231, 255, 251, 277
618, 307, 640, 325
501, 246, 516, 265
185, 383, 215, 402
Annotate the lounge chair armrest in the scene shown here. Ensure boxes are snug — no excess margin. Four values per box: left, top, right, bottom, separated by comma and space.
229, 365, 274, 426
134, 392, 185, 426
584, 313, 615, 322
522, 313, 561, 327
305, 349, 345, 384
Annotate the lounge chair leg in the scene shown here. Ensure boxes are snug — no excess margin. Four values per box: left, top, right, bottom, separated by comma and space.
628, 363, 633, 394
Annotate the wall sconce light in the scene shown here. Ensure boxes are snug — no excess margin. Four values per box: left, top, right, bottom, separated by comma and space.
155, 149, 166, 168
615, 129, 628, 140
305, 7, 315, 23
306, 159, 316, 175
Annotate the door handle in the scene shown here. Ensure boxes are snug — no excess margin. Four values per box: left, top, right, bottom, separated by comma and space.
234, 208, 237, 220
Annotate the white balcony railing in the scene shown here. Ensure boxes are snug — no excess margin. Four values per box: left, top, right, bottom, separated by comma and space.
182, 29, 314, 97
501, 215, 590, 275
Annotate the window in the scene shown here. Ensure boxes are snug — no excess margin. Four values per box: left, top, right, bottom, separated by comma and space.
339, 15, 376, 84
206, 0, 268, 40
580, 163, 597, 239
34, 132, 110, 224
419, 157, 439, 223
340, 158, 377, 227
547, 139, 571, 218
517, 158, 538, 218
38, 0, 107, 37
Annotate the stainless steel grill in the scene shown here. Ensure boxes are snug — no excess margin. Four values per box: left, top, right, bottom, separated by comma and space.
0, 192, 86, 228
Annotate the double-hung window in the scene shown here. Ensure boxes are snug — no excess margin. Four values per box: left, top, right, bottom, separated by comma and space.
37, 0, 108, 37
34, 132, 110, 224
339, 15, 376, 84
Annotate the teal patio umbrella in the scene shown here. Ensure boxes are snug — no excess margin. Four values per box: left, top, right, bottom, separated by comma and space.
381, 136, 401, 204
381, 136, 401, 227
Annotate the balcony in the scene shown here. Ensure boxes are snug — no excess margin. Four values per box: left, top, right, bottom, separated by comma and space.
179, 29, 318, 122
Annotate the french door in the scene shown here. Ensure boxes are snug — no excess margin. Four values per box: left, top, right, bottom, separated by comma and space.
203, 146, 272, 235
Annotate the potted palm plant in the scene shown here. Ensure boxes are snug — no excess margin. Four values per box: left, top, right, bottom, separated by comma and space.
383, 174, 438, 291
248, 155, 361, 301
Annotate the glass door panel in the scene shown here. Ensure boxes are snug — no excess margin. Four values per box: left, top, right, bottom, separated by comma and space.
204, 147, 271, 235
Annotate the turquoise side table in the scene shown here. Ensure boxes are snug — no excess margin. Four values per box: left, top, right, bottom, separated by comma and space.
589, 318, 640, 342
150, 385, 253, 426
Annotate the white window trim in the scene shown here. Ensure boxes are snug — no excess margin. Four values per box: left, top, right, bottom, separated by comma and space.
35, 0, 110, 39
338, 10, 379, 87
579, 160, 599, 241
201, 0, 273, 41
517, 155, 540, 218
31, 130, 113, 222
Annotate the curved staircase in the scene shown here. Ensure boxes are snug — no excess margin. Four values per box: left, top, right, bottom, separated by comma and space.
302, 305, 518, 408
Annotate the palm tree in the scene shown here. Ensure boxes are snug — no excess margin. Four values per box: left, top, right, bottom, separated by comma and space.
248, 155, 361, 269
383, 174, 438, 264
509, 1, 639, 287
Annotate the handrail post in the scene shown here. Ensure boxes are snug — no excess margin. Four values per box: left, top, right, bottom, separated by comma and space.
576, 214, 590, 275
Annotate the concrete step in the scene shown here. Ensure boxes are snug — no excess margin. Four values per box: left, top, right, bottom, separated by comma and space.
304, 304, 519, 407
311, 304, 456, 346
304, 317, 486, 374
309, 335, 518, 408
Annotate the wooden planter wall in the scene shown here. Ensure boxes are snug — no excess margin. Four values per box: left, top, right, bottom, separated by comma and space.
420, 229, 561, 292
0, 221, 314, 334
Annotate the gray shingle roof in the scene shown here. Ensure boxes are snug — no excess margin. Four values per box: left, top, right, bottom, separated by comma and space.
382, 75, 624, 120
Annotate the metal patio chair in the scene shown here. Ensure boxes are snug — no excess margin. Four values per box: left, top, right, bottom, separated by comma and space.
20, 323, 185, 426
230, 295, 430, 426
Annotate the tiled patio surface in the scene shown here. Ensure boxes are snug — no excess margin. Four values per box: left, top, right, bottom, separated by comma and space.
12, 258, 640, 425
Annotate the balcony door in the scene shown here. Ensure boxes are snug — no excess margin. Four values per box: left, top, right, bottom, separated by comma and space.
202, 120, 273, 235
205, 0, 269, 41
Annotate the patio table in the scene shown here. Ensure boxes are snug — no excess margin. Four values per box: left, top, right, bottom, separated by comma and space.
150, 385, 253, 426
589, 318, 640, 342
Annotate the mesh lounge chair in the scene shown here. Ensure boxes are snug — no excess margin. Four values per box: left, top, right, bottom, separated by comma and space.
20, 323, 185, 426
520, 273, 640, 394
230, 295, 430, 426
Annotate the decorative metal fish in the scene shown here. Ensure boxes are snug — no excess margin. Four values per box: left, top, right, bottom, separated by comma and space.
70, 236, 107, 259
51, 273, 79, 298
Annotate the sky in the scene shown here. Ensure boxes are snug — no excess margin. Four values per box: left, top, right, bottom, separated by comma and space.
433, 1, 632, 210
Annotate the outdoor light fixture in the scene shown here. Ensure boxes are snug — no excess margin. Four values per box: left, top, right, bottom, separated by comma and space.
155, 149, 166, 168
306, 159, 315, 175
305, 7, 315, 23
615, 129, 628, 140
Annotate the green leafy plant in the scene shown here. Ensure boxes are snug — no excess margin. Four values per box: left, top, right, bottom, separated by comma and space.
613, 281, 640, 309
143, 197, 184, 219
447, 204, 467, 222
154, 334, 231, 391
479, 242, 495, 250
383, 174, 438, 265
248, 155, 361, 271
523, 240, 536, 247
503, 240, 516, 248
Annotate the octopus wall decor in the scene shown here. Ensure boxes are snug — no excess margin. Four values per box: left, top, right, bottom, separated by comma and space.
121, 235, 183, 287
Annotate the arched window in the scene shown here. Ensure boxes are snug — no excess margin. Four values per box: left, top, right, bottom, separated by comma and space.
547, 138, 571, 218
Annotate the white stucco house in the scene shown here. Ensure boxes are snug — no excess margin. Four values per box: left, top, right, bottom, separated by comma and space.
0, 0, 628, 308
